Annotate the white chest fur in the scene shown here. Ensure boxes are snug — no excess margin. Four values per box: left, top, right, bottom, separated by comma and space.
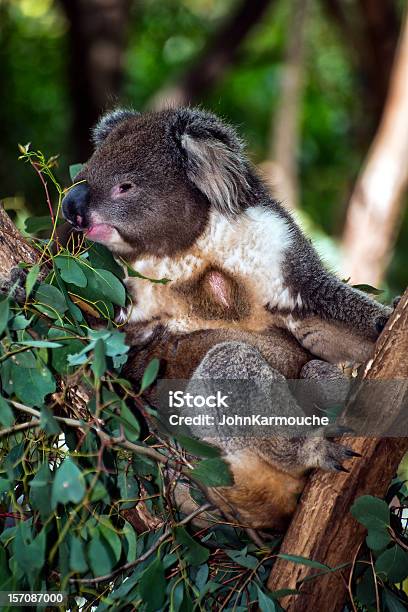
126, 206, 298, 333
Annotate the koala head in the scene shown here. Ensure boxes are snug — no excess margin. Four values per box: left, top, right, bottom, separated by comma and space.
62, 107, 260, 259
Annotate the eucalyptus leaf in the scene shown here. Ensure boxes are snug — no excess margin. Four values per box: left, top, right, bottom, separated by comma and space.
140, 358, 160, 393
25, 263, 40, 298
0, 298, 10, 335
51, 457, 86, 508
55, 255, 87, 288
0, 395, 14, 428
188, 457, 233, 487
174, 526, 210, 566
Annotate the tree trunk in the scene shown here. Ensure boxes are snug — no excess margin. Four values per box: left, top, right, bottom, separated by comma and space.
60, 0, 131, 161
263, 0, 309, 210
341, 13, 408, 286
322, 0, 399, 140
267, 288, 408, 611
151, 0, 273, 110
0, 206, 38, 275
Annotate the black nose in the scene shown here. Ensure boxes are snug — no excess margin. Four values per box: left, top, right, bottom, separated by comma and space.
62, 182, 90, 228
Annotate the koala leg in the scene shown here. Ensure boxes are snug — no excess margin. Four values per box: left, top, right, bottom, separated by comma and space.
187, 342, 359, 529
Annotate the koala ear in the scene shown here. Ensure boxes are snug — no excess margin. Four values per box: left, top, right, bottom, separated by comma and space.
92, 108, 139, 147
174, 109, 250, 215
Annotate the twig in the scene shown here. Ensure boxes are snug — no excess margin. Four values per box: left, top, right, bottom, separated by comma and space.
69, 501, 213, 584
31, 162, 55, 223
0, 419, 40, 438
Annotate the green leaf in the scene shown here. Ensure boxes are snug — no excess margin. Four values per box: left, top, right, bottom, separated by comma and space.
25, 215, 57, 234
352, 283, 384, 296
29, 463, 53, 518
139, 557, 166, 611
119, 403, 141, 442
88, 535, 113, 577
189, 457, 233, 487
226, 548, 258, 569
366, 528, 391, 551
351, 495, 390, 530
99, 520, 122, 564
257, 587, 277, 612
34, 284, 68, 314
54, 256, 87, 288
356, 568, 376, 607
50, 336, 84, 374
139, 358, 160, 393
277, 553, 329, 571
94, 269, 126, 307
51, 457, 86, 508
69, 163, 84, 181
382, 589, 408, 612
13, 522, 46, 575
86, 243, 125, 279
0, 395, 14, 428
69, 535, 88, 573
125, 264, 170, 284
91, 338, 106, 379
118, 465, 139, 506
123, 521, 137, 562
12, 359, 56, 407
174, 526, 210, 566
175, 434, 221, 458
16, 340, 63, 348
25, 263, 40, 298
375, 545, 408, 583
0, 298, 10, 335
40, 406, 61, 435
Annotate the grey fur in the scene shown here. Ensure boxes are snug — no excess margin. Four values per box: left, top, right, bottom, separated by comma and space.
189, 341, 357, 475
92, 108, 139, 147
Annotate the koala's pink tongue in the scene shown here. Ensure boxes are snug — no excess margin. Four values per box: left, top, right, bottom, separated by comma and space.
85, 224, 114, 243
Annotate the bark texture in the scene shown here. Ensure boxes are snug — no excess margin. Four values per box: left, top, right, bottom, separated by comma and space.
267, 289, 408, 611
0, 206, 38, 276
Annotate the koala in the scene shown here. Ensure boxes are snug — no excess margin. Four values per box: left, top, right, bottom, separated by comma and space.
61, 107, 390, 529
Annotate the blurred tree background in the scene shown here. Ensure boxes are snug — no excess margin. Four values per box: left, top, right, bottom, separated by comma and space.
0, 0, 406, 294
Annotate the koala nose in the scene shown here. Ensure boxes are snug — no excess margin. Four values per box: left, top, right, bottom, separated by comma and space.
62, 182, 90, 229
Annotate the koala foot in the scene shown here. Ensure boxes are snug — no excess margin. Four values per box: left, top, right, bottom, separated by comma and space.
299, 437, 361, 473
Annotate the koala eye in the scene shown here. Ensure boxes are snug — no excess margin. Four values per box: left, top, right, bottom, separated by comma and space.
118, 182, 134, 193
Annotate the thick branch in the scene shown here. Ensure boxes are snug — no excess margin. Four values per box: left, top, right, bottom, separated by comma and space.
267, 289, 408, 611
0, 205, 38, 276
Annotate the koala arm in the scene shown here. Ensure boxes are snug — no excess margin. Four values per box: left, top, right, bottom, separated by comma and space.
282, 240, 391, 363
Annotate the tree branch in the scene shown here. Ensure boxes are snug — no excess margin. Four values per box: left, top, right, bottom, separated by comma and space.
267, 288, 408, 611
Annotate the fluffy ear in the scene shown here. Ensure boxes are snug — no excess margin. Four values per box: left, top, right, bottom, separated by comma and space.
92, 108, 139, 147
174, 109, 251, 214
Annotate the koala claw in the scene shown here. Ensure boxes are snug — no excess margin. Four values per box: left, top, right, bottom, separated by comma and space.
302, 438, 360, 473
334, 463, 350, 473
392, 295, 401, 309
375, 315, 388, 334
344, 449, 362, 458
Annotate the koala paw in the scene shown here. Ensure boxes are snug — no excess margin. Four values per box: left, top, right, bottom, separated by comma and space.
300, 437, 361, 473
316, 439, 361, 473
